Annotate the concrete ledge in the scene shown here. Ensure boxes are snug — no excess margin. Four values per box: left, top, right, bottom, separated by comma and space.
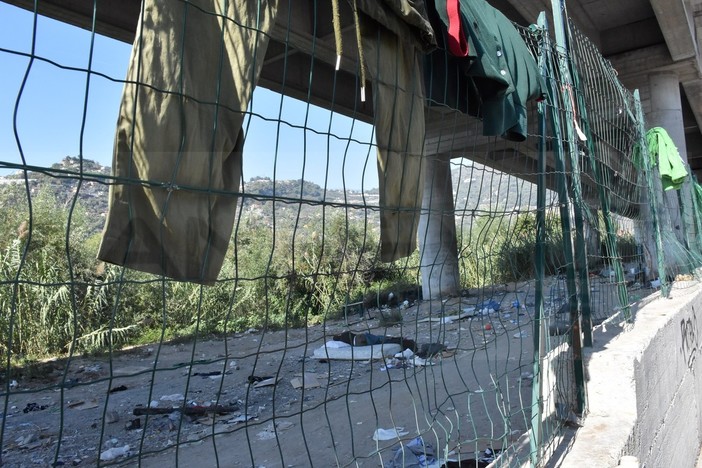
561, 281, 702, 467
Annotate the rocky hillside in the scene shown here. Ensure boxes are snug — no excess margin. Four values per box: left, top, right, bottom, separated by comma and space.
0, 157, 541, 236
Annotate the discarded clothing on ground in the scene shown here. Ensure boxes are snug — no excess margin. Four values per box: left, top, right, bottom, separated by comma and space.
424, 0, 544, 141
385, 436, 438, 468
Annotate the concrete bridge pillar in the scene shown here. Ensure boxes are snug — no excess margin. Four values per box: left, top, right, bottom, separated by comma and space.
419, 153, 460, 300
647, 71, 691, 247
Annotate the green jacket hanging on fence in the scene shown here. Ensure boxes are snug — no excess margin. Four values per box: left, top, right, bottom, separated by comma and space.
636, 127, 689, 191
424, 0, 544, 141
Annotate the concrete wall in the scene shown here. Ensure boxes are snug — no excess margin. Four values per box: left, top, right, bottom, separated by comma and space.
561, 281, 702, 467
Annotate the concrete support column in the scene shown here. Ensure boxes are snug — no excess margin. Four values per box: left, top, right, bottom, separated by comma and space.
647, 71, 691, 253
419, 153, 460, 300
649, 71, 688, 162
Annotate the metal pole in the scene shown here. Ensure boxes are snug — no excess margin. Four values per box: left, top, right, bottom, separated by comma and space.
634, 90, 669, 297
551, 0, 587, 415
530, 12, 549, 466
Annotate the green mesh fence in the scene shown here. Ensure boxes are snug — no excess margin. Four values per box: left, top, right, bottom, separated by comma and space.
1, 1, 702, 467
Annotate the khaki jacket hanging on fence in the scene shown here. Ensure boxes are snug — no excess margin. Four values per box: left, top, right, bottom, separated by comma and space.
357, 1, 436, 261
98, 0, 280, 284
360, 17, 428, 262
99, 0, 434, 282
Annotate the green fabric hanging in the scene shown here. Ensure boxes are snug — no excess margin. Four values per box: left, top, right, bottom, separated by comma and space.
634, 127, 688, 191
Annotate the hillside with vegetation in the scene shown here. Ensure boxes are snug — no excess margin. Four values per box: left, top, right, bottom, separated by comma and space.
0, 156, 563, 362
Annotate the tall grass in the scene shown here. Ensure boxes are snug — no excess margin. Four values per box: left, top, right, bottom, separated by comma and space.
458, 212, 566, 287
0, 190, 418, 360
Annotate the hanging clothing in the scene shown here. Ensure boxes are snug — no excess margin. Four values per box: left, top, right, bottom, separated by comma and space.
99, 0, 435, 282
361, 16, 427, 261
98, 0, 279, 284
424, 0, 544, 141
351, 1, 436, 262
643, 127, 688, 190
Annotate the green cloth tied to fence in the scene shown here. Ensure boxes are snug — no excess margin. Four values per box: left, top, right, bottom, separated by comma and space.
634, 127, 688, 191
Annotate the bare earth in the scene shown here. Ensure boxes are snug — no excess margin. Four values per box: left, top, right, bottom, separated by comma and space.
1, 279, 592, 467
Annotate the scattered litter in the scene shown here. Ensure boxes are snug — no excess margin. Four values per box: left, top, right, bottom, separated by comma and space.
22, 402, 48, 413
245, 328, 258, 334
160, 394, 185, 402
77, 400, 99, 411
256, 421, 295, 440
382, 355, 429, 370
443, 460, 488, 468
133, 404, 239, 417
394, 349, 415, 360
372, 427, 409, 441
78, 364, 102, 374
416, 343, 446, 359
477, 300, 501, 312
248, 375, 273, 384
99, 445, 130, 461
9, 380, 17, 389
479, 447, 503, 464
417, 310, 474, 324
228, 413, 257, 423
125, 418, 141, 430
513, 330, 528, 338
105, 411, 120, 424
15, 432, 40, 449
385, 436, 437, 468
193, 371, 222, 378
251, 376, 280, 388
290, 373, 321, 389
60, 378, 80, 389
229, 361, 239, 370
109, 385, 128, 393
382, 349, 431, 370
484, 323, 492, 331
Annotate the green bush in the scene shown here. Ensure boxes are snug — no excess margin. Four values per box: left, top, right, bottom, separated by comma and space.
458, 212, 565, 288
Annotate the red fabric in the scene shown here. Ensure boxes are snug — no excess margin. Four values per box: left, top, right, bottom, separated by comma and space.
446, 0, 468, 57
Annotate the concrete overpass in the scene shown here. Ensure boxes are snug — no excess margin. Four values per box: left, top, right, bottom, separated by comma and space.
3, 0, 701, 298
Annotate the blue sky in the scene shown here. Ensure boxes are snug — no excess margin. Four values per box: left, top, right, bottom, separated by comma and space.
0, 3, 378, 190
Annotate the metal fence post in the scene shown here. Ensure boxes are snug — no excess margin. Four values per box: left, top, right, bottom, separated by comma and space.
551, 0, 587, 414
530, 12, 549, 466
633, 90, 669, 297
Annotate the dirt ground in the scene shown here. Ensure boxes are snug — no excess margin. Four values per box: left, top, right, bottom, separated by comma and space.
0, 277, 631, 467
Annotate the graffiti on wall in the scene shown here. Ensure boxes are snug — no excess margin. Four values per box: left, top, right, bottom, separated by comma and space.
680, 307, 699, 370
